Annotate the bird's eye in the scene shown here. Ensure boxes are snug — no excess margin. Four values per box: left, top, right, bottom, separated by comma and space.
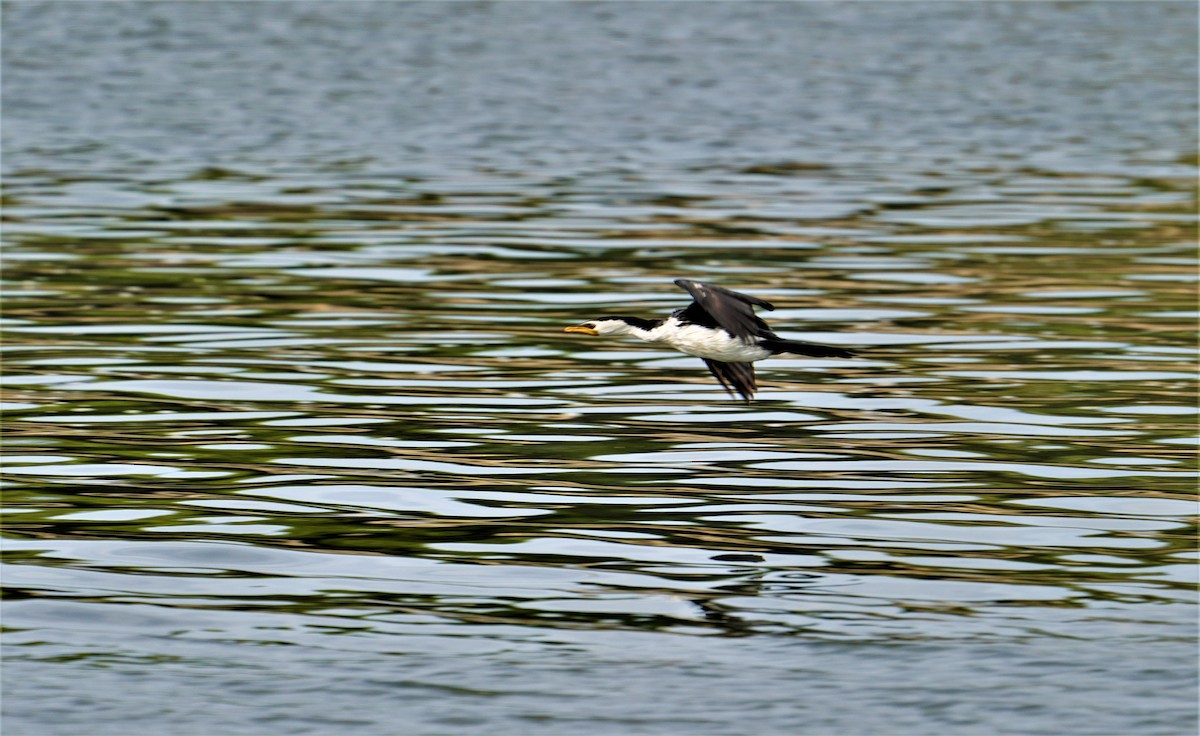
584, 323, 596, 329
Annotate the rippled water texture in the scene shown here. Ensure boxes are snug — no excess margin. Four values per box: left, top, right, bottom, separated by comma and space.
3, 3, 1198, 735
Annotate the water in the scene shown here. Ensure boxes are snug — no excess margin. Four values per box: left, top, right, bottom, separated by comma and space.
2, 3, 1197, 735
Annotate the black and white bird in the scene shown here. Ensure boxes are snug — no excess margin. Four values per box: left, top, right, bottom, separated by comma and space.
564, 279, 856, 401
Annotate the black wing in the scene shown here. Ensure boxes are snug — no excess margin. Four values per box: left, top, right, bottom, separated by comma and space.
674, 279, 775, 341
703, 359, 757, 402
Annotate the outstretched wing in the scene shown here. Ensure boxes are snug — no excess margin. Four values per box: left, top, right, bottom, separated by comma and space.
674, 279, 775, 341
703, 359, 757, 402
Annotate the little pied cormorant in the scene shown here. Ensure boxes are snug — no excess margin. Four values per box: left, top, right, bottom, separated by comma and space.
564, 279, 856, 401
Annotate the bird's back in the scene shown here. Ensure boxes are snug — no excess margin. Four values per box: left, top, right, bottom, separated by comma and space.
674, 302, 775, 341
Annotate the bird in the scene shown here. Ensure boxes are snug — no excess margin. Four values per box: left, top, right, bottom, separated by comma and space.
564, 279, 855, 401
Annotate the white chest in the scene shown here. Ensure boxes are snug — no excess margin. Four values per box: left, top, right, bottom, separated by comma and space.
645, 319, 771, 362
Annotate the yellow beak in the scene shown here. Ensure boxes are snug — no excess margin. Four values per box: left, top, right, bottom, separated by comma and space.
564, 325, 598, 335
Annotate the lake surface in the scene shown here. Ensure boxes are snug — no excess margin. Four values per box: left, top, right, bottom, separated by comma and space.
2, 3, 1197, 735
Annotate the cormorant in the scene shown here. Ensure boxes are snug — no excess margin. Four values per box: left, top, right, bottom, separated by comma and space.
565, 279, 855, 401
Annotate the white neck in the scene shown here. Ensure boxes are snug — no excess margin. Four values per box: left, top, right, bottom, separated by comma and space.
622, 324, 659, 342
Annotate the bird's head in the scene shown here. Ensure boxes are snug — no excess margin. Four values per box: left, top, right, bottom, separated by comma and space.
563, 316, 644, 337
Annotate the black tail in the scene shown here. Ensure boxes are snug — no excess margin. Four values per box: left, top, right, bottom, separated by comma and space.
761, 338, 856, 359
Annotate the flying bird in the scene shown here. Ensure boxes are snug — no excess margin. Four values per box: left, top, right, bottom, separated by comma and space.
564, 279, 855, 401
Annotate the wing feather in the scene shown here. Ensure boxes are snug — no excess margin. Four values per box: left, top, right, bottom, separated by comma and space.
674, 279, 774, 341
703, 359, 757, 402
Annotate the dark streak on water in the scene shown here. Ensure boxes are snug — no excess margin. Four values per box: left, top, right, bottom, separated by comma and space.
2, 3, 1197, 736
